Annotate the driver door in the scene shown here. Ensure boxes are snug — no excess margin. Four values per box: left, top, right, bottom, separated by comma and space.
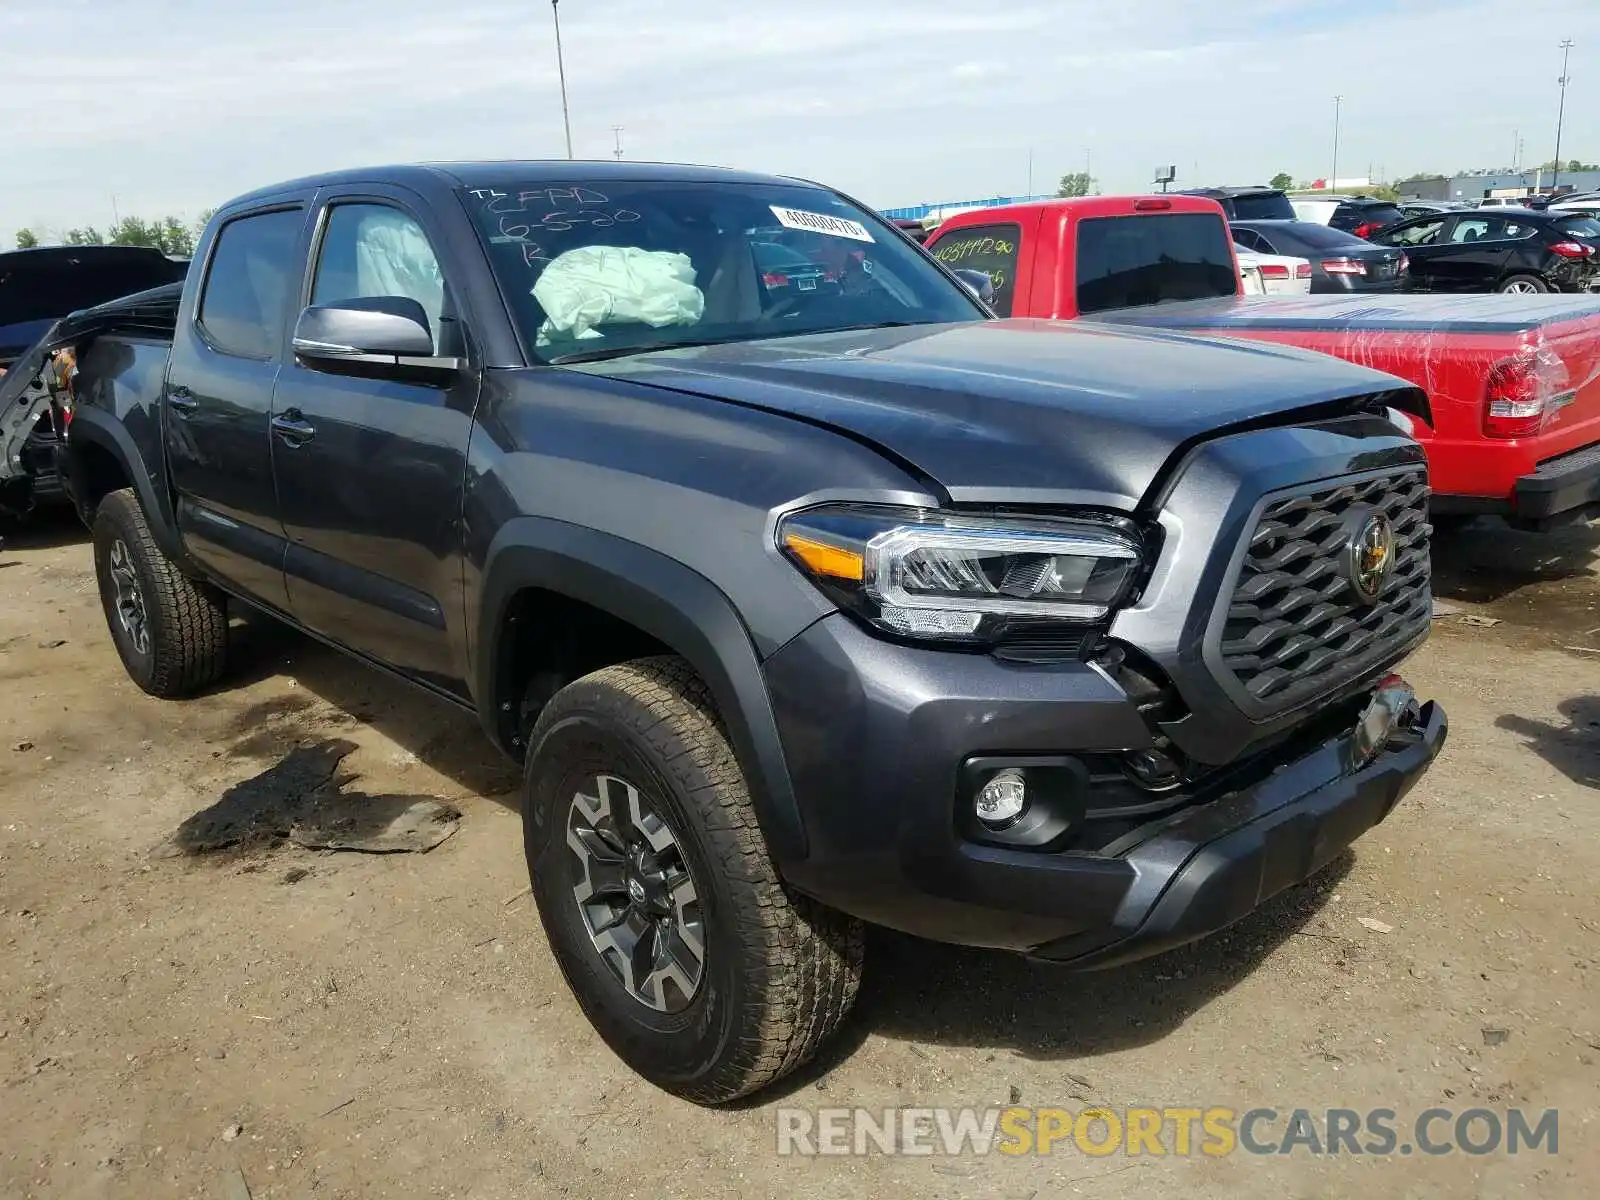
1374, 216, 1448, 290
269, 189, 481, 696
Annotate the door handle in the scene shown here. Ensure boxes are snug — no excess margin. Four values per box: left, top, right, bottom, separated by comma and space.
167, 385, 198, 413
271, 411, 316, 444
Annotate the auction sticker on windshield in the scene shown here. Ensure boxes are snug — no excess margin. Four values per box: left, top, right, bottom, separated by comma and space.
770, 206, 875, 242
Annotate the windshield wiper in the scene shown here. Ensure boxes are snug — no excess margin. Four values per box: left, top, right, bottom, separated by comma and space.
547, 337, 743, 365
547, 322, 936, 365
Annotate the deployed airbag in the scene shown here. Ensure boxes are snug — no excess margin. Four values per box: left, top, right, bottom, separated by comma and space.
533, 246, 704, 342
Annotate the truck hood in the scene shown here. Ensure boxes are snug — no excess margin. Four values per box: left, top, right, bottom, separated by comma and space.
0, 246, 187, 364
578, 318, 1423, 507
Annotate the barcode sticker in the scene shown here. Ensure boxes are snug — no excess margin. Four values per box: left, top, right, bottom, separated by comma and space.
769, 205, 875, 243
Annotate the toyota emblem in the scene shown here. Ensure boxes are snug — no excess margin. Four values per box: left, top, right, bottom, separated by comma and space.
1343, 510, 1396, 603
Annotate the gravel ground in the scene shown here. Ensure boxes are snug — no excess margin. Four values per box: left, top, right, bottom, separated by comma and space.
1, 510, 1596, 1199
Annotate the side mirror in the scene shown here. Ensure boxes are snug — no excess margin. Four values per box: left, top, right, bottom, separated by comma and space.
953, 269, 996, 307
292, 297, 463, 379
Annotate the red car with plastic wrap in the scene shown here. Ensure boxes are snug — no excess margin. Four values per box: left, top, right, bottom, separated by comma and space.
924, 195, 1600, 528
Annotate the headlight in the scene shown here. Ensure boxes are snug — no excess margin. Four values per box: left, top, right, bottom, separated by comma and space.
778, 504, 1143, 644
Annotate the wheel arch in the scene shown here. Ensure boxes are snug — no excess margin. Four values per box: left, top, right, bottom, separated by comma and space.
63, 408, 189, 565
476, 516, 809, 864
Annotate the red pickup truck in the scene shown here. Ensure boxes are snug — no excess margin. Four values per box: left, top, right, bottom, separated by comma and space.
925, 195, 1600, 529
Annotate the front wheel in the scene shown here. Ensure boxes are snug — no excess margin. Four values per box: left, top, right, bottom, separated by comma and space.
522, 656, 864, 1104
92, 488, 229, 697
1496, 274, 1549, 294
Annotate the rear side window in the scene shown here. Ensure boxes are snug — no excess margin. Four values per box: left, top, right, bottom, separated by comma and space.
1448, 217, 1497, 242
1076, 213, 1238, 315
1557, 216, 1600, 241
927, 222, 1021, 315
1229, 192, 1296, 221
197, 209, 304, 359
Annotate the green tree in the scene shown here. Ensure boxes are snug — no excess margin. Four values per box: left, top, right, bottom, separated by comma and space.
1269, 172, 1294, 191
106, 215, 196, 257
1056, 172, 1094, 198
15, 228, 39, 249
65, 226, 105, 245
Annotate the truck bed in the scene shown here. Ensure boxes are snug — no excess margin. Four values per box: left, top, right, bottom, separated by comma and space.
1095, 293, 1600, 509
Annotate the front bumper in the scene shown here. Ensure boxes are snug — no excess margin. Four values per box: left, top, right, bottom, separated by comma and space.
767, 614, 1446, 963
1511, 440, 1600, 524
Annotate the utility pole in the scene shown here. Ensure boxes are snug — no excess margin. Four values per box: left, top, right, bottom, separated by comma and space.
1553, 39, 1573, 194
1331, 95, 1342, 191
611, 125, 624, 160
1085, 148, 1093, 194
551, 0, 574, 159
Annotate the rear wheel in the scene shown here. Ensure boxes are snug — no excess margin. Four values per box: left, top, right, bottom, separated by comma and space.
92, 488, 229, 697
522, 656, 863, 1104
1496, 274, 1548, 295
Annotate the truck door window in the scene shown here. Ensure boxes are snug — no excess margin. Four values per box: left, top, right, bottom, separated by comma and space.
1075, 213, 1238, 315
196, 209, 304, 360
311, 204, 449, 353
925, 223, 1022, 316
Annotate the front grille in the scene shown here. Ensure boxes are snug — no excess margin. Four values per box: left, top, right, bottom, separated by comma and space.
1218, 470, 1431, 710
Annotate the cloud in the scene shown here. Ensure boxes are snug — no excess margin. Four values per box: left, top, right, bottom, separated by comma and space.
2, 0, 1597, 237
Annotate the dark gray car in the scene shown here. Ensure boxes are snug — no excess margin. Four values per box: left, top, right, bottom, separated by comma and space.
41, 161, 1445, 1104
1232, 219, 1409, 293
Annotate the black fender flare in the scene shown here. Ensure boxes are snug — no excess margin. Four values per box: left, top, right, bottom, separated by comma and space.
62, 407, 190, 566
475, 516, 808, 864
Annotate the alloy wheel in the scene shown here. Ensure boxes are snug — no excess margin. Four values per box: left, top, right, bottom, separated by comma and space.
108, 539, 151, 656
566, 773, 706, 1012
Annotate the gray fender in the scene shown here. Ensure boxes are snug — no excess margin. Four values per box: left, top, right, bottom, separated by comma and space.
475, 516, 808, 864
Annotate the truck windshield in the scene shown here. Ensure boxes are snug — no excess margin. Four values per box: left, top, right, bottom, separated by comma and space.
1076, 213, 1239, 315
460, 180, 983, 362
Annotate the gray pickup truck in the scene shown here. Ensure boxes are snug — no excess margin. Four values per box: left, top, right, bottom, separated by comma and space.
34, 161, 1445, 1104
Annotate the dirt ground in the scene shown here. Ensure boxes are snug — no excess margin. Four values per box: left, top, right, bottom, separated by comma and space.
1, 509, 1596, 1200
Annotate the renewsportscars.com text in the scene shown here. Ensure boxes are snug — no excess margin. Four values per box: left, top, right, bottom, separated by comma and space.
775, 1106, 1559, 1158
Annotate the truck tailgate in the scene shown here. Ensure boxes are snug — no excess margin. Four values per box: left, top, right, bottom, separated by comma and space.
1097, 294, 1600, 501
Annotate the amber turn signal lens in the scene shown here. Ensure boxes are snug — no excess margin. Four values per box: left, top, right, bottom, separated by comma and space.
783, 533, 864, 581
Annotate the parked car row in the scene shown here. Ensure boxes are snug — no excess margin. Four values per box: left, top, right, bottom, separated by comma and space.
1371, 207, 1600, 294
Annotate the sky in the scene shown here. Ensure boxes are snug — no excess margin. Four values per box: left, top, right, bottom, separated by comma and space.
2, 0, 1597, 240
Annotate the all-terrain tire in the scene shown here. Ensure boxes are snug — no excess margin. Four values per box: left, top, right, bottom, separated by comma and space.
522, 655, 864, 1104
92, 487, 228, 697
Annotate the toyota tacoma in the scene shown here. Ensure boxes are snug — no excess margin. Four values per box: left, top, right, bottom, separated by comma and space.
29, 162, 1446, 1103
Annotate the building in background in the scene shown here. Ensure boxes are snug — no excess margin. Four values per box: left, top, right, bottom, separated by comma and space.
1399, 169, 1600, 202
878, 194, 1056, 223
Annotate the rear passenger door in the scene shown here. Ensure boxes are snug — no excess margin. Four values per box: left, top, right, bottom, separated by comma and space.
165, 204, 308, 610
269, 189, 480, 696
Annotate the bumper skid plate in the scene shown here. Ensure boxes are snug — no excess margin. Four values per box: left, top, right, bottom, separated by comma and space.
1027, 696, 1447, 967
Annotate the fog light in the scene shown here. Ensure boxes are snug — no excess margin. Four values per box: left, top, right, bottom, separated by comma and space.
975, 768, 1027, 827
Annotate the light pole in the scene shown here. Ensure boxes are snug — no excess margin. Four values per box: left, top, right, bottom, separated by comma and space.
551, 0, 574, 159
1331, 95, 1342, 191
1552, 39, 1573, 194
612, 125, 624, 160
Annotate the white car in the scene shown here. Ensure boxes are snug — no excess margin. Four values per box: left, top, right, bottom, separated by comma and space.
1235, 245, 1312, 295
